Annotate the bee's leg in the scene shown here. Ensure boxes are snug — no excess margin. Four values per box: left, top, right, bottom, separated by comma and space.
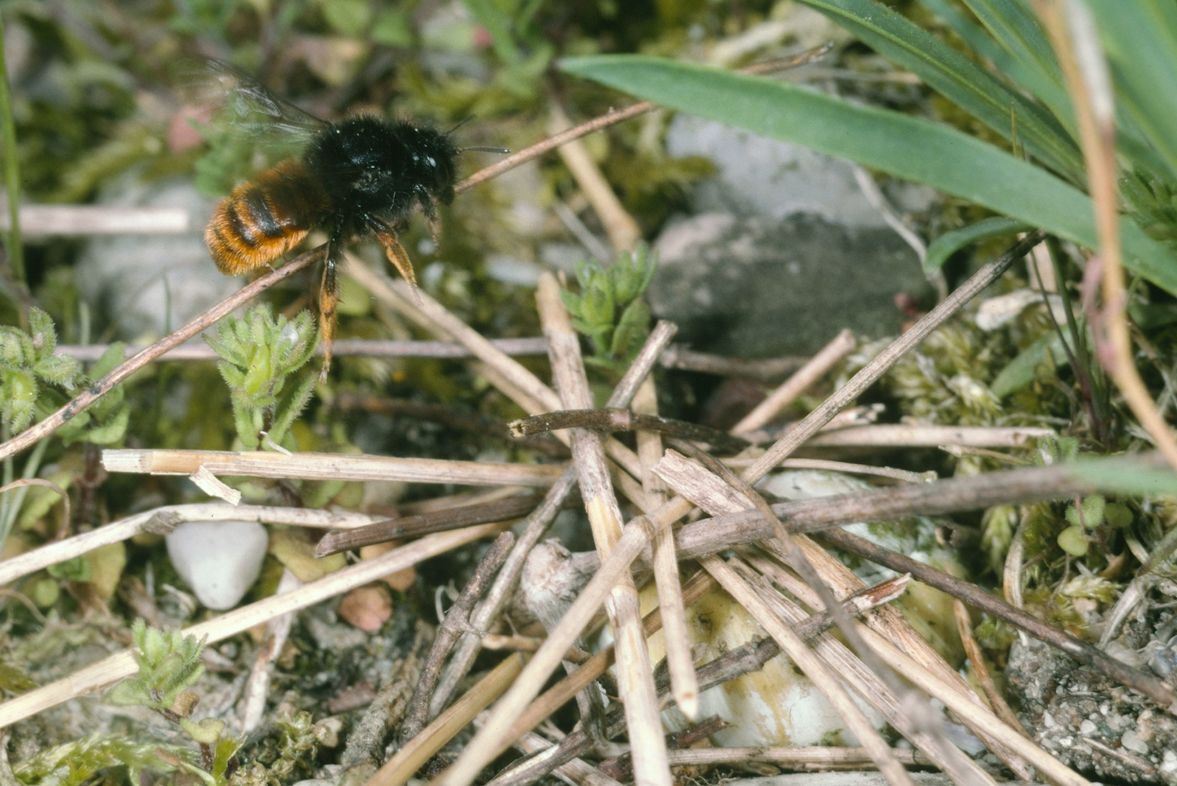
318, 230, 343, 381
370, 218, 421, 302
418, 195, 443, 246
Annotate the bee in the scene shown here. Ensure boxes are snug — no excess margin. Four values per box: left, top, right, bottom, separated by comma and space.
200, 61, 481, 377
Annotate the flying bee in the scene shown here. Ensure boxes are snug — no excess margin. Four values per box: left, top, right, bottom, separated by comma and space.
199, 61, 495, 377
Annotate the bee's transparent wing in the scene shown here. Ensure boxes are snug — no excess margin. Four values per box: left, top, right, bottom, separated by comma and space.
183, 58, 325, 146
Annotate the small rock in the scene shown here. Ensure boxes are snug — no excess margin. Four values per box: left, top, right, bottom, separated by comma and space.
665, 114, 936, 228
166, 520, 268, 610
338, 585, 393, 632
650, 212, 927, 357
76, 178, 236, 341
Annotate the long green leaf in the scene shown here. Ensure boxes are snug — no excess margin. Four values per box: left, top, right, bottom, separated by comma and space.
795, 0, 1082, 182
924, 217, 1030, 273
559, 55, 1177, 295
960, 0, 1173, 200
961, 0, 1069, 114
1087, 0, 1177, 183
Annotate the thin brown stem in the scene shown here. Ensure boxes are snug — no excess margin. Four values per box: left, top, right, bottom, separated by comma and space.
454, 47, 832, 197
401, 532, 515, 741
532, 272, 670, 786
0, 248, 319, 462
315, 493, 566, 557
423, 320, 676, 719
1037, 2, 1177, 470
510, 408, 748, 452
817, 526, 1177, 712
488, 575, 909, 786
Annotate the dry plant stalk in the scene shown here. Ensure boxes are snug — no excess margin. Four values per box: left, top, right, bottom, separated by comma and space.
102, 448, 563, 487
633, 374, 699, 719
343, 258, 650, 508
700, 555, 916, 786
652, 451, 1033, 781
0, 502, 387, 587
421, 321, 675, 721
547, 97, 641, 250
953, 599, 1027, 735
400, 531, 515, 740
731, 327, 856, 435
1036, 0, 1177, 470
3, 204, 188, 235
803, 423, 1055, 448
365, 653, 525, 786
433, 235, 1045, 784
530, 273, 671, 786
491, 576, 912, 786
429, 516, 657, 786
505, 724, 623, 786
0, 523, 505, 729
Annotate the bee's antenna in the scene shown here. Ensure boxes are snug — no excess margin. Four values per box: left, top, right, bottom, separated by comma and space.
445, 116, 508, 154
445, 116, 475, 136
459, 145, 511, 155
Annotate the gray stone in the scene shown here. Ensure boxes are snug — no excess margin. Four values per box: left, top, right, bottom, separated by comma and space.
76, 178, 236, 341
665, 114, 936, 228
650, 212, 928, 357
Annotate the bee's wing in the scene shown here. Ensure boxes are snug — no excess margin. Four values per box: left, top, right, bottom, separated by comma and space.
183, 58, 325, 146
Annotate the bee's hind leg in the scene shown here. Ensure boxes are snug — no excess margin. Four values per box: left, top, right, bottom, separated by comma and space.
370, 218, 421, 303
318, 229, 344, 381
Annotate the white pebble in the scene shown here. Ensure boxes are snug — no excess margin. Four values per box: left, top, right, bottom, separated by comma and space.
1121, 729, 1149, 755
166, 521, 268, 610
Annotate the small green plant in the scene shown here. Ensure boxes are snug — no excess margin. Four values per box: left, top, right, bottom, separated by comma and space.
0, 307, 128, 442
0, 307, 82, 434
204, 306, 318, 450
561, 244, 656, 370
14, 620, 241, 785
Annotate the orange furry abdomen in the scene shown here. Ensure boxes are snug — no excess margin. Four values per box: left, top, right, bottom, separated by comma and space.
205, 159, 328, 276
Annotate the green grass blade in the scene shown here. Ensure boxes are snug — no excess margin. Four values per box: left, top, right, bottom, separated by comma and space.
924, 217, 1030, 273
991, 331, 1067, 398
795, 0, 1082, 182
559, 55, 1177, 295
961, 0, 1068, 109
1068, 455, 1177, 497
961, 0, 1173, 191
1086, 0, 1177, 183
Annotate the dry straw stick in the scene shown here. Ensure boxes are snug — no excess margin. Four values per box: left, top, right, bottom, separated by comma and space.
54, 337, 552, 362
700, 558, 915, 786
0, 502, 385, 587
0, 523, 505, 729
532, 272, 671, 786
400, 532, 516, 740
633, 372, 699, 719
1038, 2, 1177, 471
344, 258, 649, 507
422, 321, 676, 721
730, 328, 856, 435
734, 555, 1005, 785
652, 455, 1006, 786
430, 516, 657, 786
365, 653, 525, 786
804, 424, 1055, 448
0, 249, 318, 463
506, 724, 623, 786
490, 576, 911, 786
655, 449, 1032, 780
438, 235, 1045, 783
102, 449, 562, 487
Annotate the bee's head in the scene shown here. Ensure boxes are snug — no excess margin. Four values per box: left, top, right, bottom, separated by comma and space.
306, 116, 459, 214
